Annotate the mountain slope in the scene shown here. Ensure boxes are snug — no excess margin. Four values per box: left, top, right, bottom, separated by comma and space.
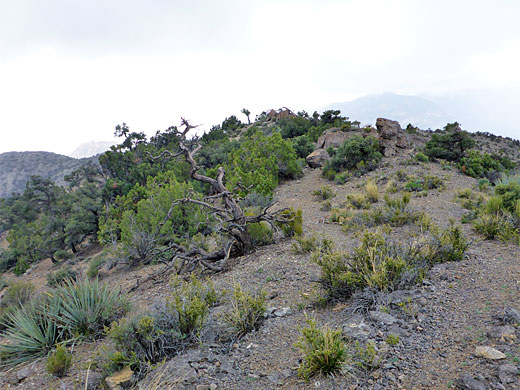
0, 151, 98, 197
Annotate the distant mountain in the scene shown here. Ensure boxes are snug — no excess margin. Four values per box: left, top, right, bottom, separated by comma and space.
69, 140, 113, 158
0, 152, 98, 198
326, 92, 456, 130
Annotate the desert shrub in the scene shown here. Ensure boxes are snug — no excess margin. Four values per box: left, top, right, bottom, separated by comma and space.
415, 152, 429, 162
86, 256, 106, 279
226, 131, 302, 197
458, 151, 514, 179
106, 308, 184, 377
46, 267, 77, 287
321, 200, 332, 211
365, 181, 379, 203
221, 282, 266, 338
423, 124, 475, 162
54, 278, 129, 338
323, 136, 382, 178
239, 191, 272, 210
54, 249, 73, 261
474, 214, 519, 243
478, 179, 491, 191
494, 182, 520, 212
1, 281, 35, 308
167, 275, 219, 336
334, 171, 351, 184
295, 316, 347, 381
429, 223, 469, 263
485, 196, 504, 215
46, 344, 72, 377
291, 135, 315, 158
353, 340, 384, 370
292, 234, 334, 254
275, 208, 303, 237
247, 221, 273, 246
345, 193, 371, 210
329, 208, 351, 224
313, 185, 336, 200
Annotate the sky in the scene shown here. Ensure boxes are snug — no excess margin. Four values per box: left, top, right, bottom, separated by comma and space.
1, 0, 519, 155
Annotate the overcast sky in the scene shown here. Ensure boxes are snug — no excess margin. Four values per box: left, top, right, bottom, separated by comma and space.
1, 0, 519, 155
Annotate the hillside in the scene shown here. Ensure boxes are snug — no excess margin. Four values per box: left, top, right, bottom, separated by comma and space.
0, 115, 519, 389
0, 151, 98, 197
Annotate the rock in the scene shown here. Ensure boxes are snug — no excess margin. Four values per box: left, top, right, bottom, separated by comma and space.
343, 314, 373, 341
375, 118, 409, 157
316, 128, 351, 149
474, 346, 506, 360
487, 325, 516, 342
305, 148, 330, 168
105, 367, 134, 389
498, 364, 517, 384
418, 297, 428, 307
83, 370, 103, 390
369, 311, 398, 326
504, 307, 520, 324
273, 307, 292, 317
16, 366, 31, 382
456, 373, 487, 390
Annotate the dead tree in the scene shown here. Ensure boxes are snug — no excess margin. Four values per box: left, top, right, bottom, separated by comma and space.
148, 118, 299, 273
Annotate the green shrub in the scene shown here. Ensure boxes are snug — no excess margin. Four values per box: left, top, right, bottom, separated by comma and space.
494, 182, 520, 212
86, 256, 106, 279
474, 214, 519, 243
292, 234, 335, 254
423, 124, 475, 162
345, 193, 371, 209
168, 275, 218, 336
353, 340, 384, 370
1, 281, 35, 308
221, 282, 266, 338
415, 152, 429, 162
46, 344, 72, 377
313, 186, 336, 200
458, 151, 514, 179
106, 309, 184, 377
295, 316, 347, 381
485, 196, 504, 215
430, 223, 469, 263
323, 135, 382, 177
247, 221, 273, 246
275, 208, 303, 237
54, 250, 73, 261
291, 135, 315, 158
365, 181, 379, 203
46, 267, 77, 287
54, 278, 129, 338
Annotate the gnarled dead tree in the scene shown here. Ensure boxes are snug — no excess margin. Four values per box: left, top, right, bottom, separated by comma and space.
148, 118, 300, 274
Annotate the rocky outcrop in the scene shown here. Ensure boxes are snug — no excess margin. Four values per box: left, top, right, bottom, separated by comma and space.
265, 108, 296, 122
375, 118, 409, 157
316, 128, 351, 149
305, 149, 330, 168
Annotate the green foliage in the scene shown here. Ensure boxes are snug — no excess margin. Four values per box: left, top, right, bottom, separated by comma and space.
404, 175, 444, 193
431, 223, 469, 263
312, 185, 336, 200
423, 124, 475, 162
295, 316, 347, 381
275, 208, 303, 237
53, 278, 129, 338
458, 150, 514, 179
87, 256, 106, 279
292, 234, 335, 254
167, 275, 218, 336
46, 344, 72, 377
247, 221, 274, 246
494, 182, 520, 213
323, 135, 382, 178
1, 281, 35, 308
415, 152, 429, 162
385, 334, 400, 346
46, 267, 77, 287
345, 193, 371, 210
221, 282, 266, 338
291, 135, 315, 159
226, 131, 302, 196
353, 340, 384, 370
0, 296, 64, 366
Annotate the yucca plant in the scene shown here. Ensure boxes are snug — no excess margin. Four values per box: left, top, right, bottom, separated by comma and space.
0, 296, 65, 367
54, 278, 129, 338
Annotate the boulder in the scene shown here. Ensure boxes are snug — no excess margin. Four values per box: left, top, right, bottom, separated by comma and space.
105, 367, 134, 390
306, 149, 330, 168
316, 129, 351, 149
474, 346, 506, 360
375, 118, 409, 156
